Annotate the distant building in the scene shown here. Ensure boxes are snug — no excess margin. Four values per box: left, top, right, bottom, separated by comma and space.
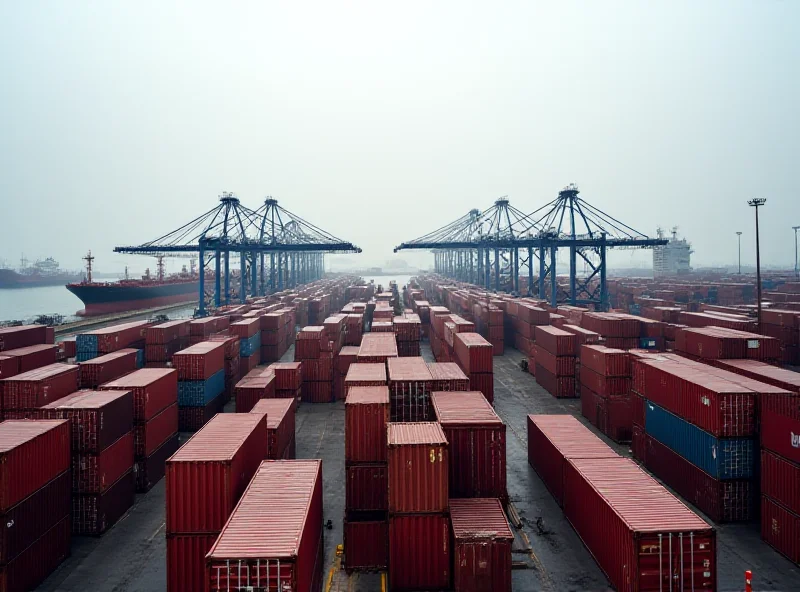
653, 227, 693, 276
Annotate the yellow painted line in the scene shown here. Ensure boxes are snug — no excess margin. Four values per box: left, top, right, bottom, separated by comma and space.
381, 572, 387, 592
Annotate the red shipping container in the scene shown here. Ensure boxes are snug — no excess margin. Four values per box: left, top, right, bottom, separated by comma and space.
0, 325, 48, 352
167, 533, 218, 592
38, 389, 133, 454
387, 422, 448, 514
450, 498, 513, 592
631, 423, 646, 463
562, 324, 601, 345
177, 392, 224, 432
206, 334, 240, 360
250, 398, 296, 460
144, 339, 186, 363
432, 391, 506, 501
301, 357, 333, 382
676, 328, 746, 359
166, 413, 267, 534
294, 338, 321, 360
389, 514, 450, 591
0, 420, 70, 512
0, 469, 70, 565
534, 325, 576, 356
344, 516, 388, 571
0, 344, 58, 374
172, 341, 225, 380
388, 357, 434, 422
189, 316, 229, 338
206, 460, 324, 592
357, 333, 398, 363
345, 363, 387, 389
714, 359, 800, 394
535, 347, 576, 376
526, 415, 617, 506
468, 372, 495, 404
645, 433, 752, 522
761, 495, 800, 565
136, 433, 180, 493
230, 317, 260, 339
134, 402, 178, 458
267, 362, 302, 390
0, 356, 17, 380
0, 516, 70, 592
84, 321, 150, 354
454, 333, 493, 374
72, 470, 135, 535
234, 373, 276, 413
580, 365, 631, 397
345, 386, 390, 463
761, 449, 800, 516
146, 320, 190, 345
761, 392, 800, 464
72, 431, 134, 494
1, 363, 79, 410
79, 348, 138, 389
346, 464, 388, 512
580, 387, 632, 443
535, 364, 575, 398
580, 344, 630, 377
427, 362, 470, 392
564, 457, 715, 592
301, 381, 333, 403
99, 368, 178, 422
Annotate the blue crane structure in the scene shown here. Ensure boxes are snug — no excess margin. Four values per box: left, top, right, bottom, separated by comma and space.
394, 185, 666, 309
114, 193, 361, 315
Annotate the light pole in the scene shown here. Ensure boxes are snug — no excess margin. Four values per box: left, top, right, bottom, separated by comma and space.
748, 198, 766, 331
736, 231, 742, 274
793, 226, 799, 278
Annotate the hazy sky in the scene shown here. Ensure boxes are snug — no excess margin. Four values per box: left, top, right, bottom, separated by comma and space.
2, 1, 798, 275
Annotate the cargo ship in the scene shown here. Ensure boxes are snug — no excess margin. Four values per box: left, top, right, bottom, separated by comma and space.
66, 253, 199, 316
0, 257, 82, 289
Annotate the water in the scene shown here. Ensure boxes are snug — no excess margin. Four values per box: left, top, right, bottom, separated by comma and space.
0, 285, 85, 322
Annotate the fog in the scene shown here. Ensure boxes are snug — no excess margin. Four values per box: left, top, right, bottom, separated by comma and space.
1, 1, 798, 275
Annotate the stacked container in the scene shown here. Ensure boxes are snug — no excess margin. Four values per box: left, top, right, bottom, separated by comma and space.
37, 390, 135, 534
387, 357, 434, 422
533, 325, 578, 398
393, 313, 422, 357
387, 422, 451, 591
580, 312, 642, 350
295, 326, 334, 403
205, 460, 324, 592
675, 326, 781, 363
144, 320, 190, 366
760, 308, 800, 365
1, 363, 80, 420
453, 333, 494, 403
230, 318, 260, 376
172, 342, 226, 431
267, 361, 303, 405
76, 321, 150, 362
335, 345, 359, 401
508, 302, 550, 359
427, 362, 470, 392
441, 316, 475, 364
432, 391, 506, 501
344, 363, 387, 397
99, 368, 179, 492
344, 386, 390, 572
188, 317, 229, 345
249, 398, 296, 459
165, 414, 267, 592
579, 344, 632, 442
357, 333, 398, 364
0, 344, 58, 378
0, 324, 51, 352
78, 348, 138, 389
0, 420, 71, 591
233, 370, 275, 413
343, 313, 364, 346
206, 334, 241, 404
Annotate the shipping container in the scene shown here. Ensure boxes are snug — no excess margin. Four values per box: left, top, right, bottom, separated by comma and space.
427, 362, 470, 392
0, 470, 70, 565
166, 413, 267, 533
78, 348, 138, 389
38, 389, 133, 454
580, 388, 632, 443
0, 344, 58, 375
389, 513, 451, 591
1, 363, 80, 409
645, 399, 753, 480
580, 364, 631, 397
454, 333, 493, 374
177, 392, 224, 432
580, 344, 631, 377
388, 357, 434, 422
715, 358, 800, 394
343, 514, 388, 571
0, 420, 70, 512
206, 460, 324, 592
146, 320, 190, 345
72, 470, 135, 535
78, 321, 150, 354
761, 449, 800, 517
99, 368, 178, 422
357, 333, 398, 363
177, 370, 225, 407
234, 372, 275, 413
266, 362, 302, 390
0, 516, 70, 592
345, 386, 390, 463
535, 364, 576, 398
761, 391, 800, 464
134, 402, 178, 458
450, 498, 513, 592
535, 347, 576, 376
432, 391, 506, 501
761, 495, 800, 565
387, 422, 448, 514
72, 431, 134, 494
344, 363, 387, 389
564, 456, 716, 592
167, 533, 218, 592
135, 434, 180, 493
172, 342, 225, 380
0, 325, 48, 352
644, 433, 752, 522
346, 464, 388, 512
250, 398, 296, 460
534, 325, 577, 356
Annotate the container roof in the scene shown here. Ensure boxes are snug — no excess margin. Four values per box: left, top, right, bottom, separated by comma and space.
169, 414, 264, 462
0, 419, 68, 452
99, 368, 175, 387
432, 392, 502, 425
346, 386, 389, 405
450, 498, 514, 541
345, 363, 387, 383
42, 389, 130, 409
387, 422, 447, 446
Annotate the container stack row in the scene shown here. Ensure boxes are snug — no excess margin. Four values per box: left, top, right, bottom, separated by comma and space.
172, 341, 226, 432
1, 362, 80, 420
144, 320, 190, 367
233, 368, 275, 412
188, 316, 229, 345
258, 308, 295, 363
0, 339, 59, 380
675, 326, 781, 363
100, 368, 180, 492
471, 300, 504, 355
453, 332, 494, 403
266, 361, 303, 405
335, 345, 359, 401
579, 344, 632, 443
230, 317, 260, 376
387, 356, 434, 421
393, 312, 422, 357
505, 300, 551, 359
295, 325, 334, 403
760, 308, 800, 365
206, 333, 240, 404
165, 413, 267, 592
532, 325, 578, 398
248, 397, 297, 459
341, 310, 364, 346
76, 321, 150, 363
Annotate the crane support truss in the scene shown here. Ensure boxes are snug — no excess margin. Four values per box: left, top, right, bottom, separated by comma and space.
115, 193, 361, 314
395, 186, 667, 309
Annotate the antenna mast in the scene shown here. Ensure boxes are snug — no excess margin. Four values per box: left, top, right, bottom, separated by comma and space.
83, 251, 95, 283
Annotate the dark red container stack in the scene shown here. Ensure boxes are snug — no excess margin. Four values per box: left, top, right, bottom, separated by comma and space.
249, 398, 296, 459
165, 413, 267, 592
387, 422, 450, 591
206, 334, 241, 403
675, 326, 781, 362
0, 420, 71, 591
532, 325, 577, 399
99, 368, 179, 492
471, 301, 505, 355
79, 348, 138, 389
80, 320, 150, 356
453, 332, 494, 404
442, 315, 476, 364
144, 320, 190, 366
335, 345, 360, 401
428, 306, 453, 362
393, 313, 422, 357
233, 371, 275, 413
37, 390, 135, 534
1, 363, 80, 419
432, 391, 506, 501
387, 357, 434, 422
173, 341, 226, 431
761, 308, 800, 365
344, 362, 387, 397
450, 498, 513, 592
760, 388, 800, 564
295, 326, 334, 403
357, 332, 398, 365
0, 344, 58, 378
344, 386, 390, 572
678, 310, 756, 332
267, 361, 303, 404
188, 316, 229, 345
427, 362, 470, 392
0, 324, 50, 352
579, 344, 632, 442
205, 460, 324, 592
580, 312, 642, 349
259, 310, 290, 363
343, 313, 364, 346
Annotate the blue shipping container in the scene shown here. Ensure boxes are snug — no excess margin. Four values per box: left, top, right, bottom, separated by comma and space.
239, 333, 261, 358
76, 351, 98, 363
135, 349, 145, 368
76, 334, 98, 354
178, 370, 225, 407
644, 399, 753, 480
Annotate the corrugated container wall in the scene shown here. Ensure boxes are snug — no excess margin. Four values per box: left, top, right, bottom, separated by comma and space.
387, 423, 449, 514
